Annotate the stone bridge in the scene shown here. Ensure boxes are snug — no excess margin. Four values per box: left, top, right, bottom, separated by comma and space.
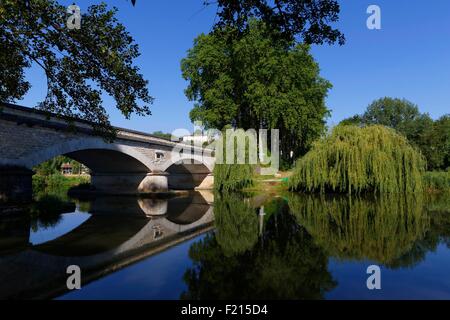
0, 103, 215, 202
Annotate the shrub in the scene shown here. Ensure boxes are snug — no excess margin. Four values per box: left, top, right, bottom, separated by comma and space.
423, 171, 450, 191
288, 125, 426, 194
33, 174, 91, 199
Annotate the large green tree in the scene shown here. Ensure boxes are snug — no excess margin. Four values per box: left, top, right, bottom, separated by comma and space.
0, 0, 152, 138
352, 97, 423, 129
414, 115, 450, 170
209, 0, 344, 44
182, 20, 332, 163
421, 115, 450, 170
341, 98, 449, 170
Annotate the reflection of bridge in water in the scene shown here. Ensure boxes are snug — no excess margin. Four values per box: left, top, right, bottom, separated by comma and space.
0, 191, 214, 299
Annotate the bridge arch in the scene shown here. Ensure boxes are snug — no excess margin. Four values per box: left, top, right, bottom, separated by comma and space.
19, 137, 154, 172
17, 138, 169, 196
158, 153, 214, 173
158, 153, 214, 190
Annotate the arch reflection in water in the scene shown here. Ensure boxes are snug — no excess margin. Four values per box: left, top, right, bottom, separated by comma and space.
0, 191, 213, 299
30, 211, 91, 246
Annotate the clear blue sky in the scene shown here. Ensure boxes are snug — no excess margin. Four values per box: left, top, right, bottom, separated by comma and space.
20, 0, 450, 134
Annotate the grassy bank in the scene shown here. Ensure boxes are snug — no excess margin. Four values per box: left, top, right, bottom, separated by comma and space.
243, 170, 449, 195
243, 172, 291, 195
33, 174, 91, 200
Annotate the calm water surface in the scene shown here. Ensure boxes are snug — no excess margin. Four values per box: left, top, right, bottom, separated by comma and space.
0, 191, 449, 299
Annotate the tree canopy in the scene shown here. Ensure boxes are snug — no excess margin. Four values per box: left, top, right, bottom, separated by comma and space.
212, 129, 256, 192
0, 0, 152, 138
182, 20, 332, 163
352, 97, 422, 129
210, 0, 344, 45
150, 131, 172, 140
33, 155, 81, 176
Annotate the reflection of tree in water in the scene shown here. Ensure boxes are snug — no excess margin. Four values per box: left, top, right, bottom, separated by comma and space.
30, 175, 77, 231
182, 195, 336, 299
380, 194, 450, 268
213, 193, 259, 257
0, 215, 30, 254
288, 194, 432, 268
29, 195, 75, 231
425, 193, 450, 249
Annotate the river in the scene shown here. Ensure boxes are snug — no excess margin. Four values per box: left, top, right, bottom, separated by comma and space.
0, 190, 449, 299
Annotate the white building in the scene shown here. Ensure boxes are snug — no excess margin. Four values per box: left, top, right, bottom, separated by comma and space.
182, 135, 210, 145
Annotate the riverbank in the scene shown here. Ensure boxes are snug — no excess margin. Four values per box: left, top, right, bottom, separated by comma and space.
243, 171, 291, 195
33, 174, 90, 200
244, 170, 450, 195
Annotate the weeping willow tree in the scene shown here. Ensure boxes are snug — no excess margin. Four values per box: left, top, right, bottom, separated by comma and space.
213, 129, 256, 192
288, 194, 430, 267
214, 164, 254, 192
213, 193, 258, 257
288, 125, 426, 194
